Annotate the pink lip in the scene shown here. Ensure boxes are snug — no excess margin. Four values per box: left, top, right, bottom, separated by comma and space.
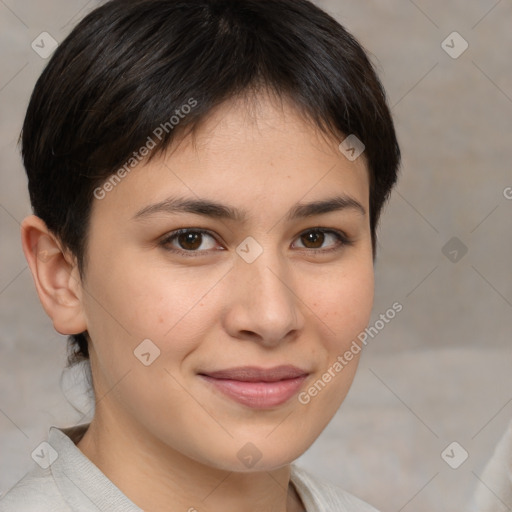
198, 365, 309, 409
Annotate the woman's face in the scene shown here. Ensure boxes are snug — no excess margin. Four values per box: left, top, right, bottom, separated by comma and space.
79, 94, 374, 471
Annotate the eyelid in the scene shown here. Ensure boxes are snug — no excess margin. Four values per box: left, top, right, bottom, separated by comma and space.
291, 228, 352, 252
159, 228, 222, 257
158, 227, 354, 256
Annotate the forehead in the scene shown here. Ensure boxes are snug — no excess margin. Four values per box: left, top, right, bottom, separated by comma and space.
90, 93, 370, 224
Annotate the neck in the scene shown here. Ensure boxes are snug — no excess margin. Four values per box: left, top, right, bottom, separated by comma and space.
76, 406, 305, 512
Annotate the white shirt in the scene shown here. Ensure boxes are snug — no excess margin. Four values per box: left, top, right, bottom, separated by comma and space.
470, 419, 512, 511
0, 423, 380, 512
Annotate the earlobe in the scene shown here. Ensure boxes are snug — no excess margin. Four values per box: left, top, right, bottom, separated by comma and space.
20, 215, 88, 335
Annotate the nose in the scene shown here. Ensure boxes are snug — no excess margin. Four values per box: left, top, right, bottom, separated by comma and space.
223, 249, 305, 347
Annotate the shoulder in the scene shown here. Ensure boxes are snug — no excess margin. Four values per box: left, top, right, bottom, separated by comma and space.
469, 419, 512, 511
290, 464, 381, 512
0, 465, 70, 512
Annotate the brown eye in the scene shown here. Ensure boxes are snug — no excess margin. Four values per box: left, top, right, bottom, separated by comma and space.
160, 229, 219, 254
300, 230, 325, 249
177, 231, 203, 250
160, 227, 351, 257
294, 229, 349, 252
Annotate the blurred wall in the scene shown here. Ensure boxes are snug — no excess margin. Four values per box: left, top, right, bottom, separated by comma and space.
1, 1, 511, 511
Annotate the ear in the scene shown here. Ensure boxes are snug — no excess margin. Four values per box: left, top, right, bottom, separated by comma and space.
20, 215, 87, 335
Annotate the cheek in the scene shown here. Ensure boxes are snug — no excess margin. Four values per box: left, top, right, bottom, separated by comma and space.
313, 263, 375, 354
82, 257, 225, 362
296, 263, 373, 425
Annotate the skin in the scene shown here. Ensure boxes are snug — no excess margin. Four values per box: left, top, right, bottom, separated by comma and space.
21, 92, 374, 512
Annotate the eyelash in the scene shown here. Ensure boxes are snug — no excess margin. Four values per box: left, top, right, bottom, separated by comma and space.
158, 227, 354, 257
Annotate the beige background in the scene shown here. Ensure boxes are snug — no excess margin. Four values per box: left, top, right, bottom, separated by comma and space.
1, 1, 512, 511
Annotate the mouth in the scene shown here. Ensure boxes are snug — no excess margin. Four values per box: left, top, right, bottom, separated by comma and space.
198, 365, 309, 409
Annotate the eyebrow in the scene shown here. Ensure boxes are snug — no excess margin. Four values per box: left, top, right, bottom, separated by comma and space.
132, 194, 366, 223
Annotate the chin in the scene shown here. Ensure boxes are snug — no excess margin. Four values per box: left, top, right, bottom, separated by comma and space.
201, 437, 310, 474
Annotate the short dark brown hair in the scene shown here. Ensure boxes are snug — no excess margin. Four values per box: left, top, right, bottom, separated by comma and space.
20, 0, 401, 366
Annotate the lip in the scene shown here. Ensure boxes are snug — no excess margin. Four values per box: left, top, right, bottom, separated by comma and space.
198, 365, 309, 409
